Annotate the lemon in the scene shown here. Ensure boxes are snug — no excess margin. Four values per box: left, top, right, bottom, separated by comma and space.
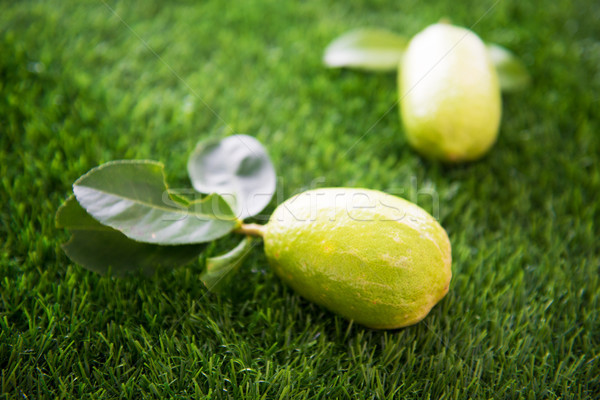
263, 188, 452, 329
399, 23, 501, 162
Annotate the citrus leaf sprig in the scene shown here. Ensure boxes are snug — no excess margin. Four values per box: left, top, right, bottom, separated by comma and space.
56, 134, 275, 289
323, 28, 530, 92
322, 28, 409, 71
201, 236, 255, 292
56, 196, 208, 275
188, 135, 276, 220
73, 160, 238, 245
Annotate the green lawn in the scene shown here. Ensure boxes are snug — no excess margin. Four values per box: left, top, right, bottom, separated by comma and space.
1, 0, 599, 398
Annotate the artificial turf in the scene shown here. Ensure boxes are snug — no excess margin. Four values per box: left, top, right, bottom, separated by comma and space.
1, 0, 599, 398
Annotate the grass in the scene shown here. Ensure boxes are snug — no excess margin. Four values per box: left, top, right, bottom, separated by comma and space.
1, 0, 599, 398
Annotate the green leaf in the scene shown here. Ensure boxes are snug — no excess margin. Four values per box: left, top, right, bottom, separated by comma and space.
187, 135, 276, 220
201, 236, 255, 292
73, 160, 237, 245
56, 196, 206, 275
167, 189, 192, 207
323, 28, 408, 71
487, 43, 531, 92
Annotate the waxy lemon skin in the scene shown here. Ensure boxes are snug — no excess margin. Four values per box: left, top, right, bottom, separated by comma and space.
263, 188, 452, 329
399, 23, 502, 162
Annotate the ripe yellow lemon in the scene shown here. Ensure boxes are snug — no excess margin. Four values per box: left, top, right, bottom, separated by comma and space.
263, 188, 452, 329
399, 23, 501, 162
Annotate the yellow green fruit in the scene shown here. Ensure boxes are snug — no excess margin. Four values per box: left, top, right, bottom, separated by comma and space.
399, 23, 502, 162
263, 188, 452, 329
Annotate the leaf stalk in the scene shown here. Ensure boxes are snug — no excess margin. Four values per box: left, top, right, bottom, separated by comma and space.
235, 223, 266, 238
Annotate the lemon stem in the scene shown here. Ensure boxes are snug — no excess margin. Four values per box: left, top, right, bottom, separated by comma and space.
235, 223, 266, 238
